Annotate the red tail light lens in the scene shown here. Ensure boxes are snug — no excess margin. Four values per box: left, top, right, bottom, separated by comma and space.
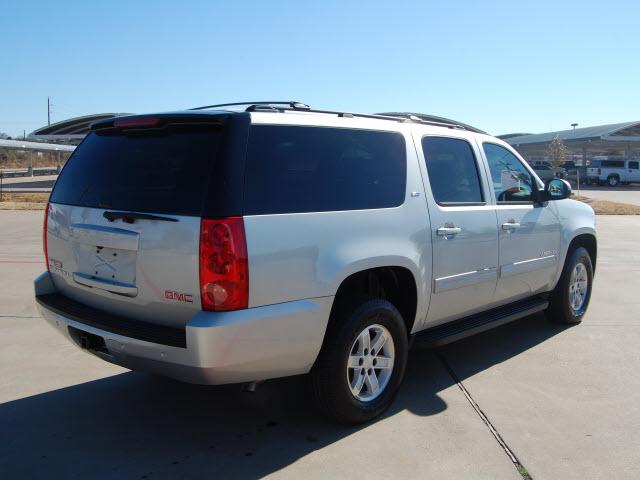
199, 217, 249, 311
43, 202, 50, 271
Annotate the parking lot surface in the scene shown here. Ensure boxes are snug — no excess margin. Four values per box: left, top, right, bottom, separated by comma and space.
578, 184, 640, 206
1, 211, 639, 479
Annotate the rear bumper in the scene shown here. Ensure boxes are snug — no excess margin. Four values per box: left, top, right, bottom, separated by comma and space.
34, 272, 332, 385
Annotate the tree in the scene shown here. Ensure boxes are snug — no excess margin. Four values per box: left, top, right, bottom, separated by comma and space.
547, 135, 568, 169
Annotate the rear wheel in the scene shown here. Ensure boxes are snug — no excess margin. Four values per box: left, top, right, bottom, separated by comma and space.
546, 247, 593, 324
308, 298, 408, 424
607, 175, 620, 187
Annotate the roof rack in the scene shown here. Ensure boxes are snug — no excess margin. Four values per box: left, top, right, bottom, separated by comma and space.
188, 101, 483, 133
189, 101, 310, 111
377, 112, 486, 134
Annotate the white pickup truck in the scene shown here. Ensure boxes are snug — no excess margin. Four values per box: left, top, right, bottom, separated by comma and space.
587, 159, 640, 186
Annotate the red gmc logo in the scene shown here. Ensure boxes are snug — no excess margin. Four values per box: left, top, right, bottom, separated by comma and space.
164, 290, 194, 303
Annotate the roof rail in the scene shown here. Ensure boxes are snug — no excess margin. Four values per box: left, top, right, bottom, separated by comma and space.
188, 101, 484, 133
377, 112, 486, 134
189, 101, 310, 111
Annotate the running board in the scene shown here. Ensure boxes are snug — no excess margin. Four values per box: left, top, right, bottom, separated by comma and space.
414, 297, 549, 348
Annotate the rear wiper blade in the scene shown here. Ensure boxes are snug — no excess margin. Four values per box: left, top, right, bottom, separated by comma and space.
103, 211, 178, 223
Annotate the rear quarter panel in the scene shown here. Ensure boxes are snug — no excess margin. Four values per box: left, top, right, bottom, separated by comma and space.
243, 125, 432, 333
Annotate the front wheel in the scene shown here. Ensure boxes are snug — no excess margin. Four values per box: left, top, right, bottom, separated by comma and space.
546, 247, 593, 324
308, 299, 408, 424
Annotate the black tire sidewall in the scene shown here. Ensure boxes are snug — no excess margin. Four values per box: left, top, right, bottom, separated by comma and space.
554, 247, 593, 323
319, 299, 408, 423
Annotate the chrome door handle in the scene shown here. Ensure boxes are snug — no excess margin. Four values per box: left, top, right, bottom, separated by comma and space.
501, 222, 521, 230
437, 226, 462, 236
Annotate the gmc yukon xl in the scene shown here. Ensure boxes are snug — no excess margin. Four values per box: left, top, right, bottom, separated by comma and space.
35, 102, 597, 423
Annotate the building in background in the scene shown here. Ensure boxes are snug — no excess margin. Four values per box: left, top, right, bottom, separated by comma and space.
499, 121, 640, 166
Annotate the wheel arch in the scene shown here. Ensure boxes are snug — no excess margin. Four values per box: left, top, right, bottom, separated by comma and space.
329, 265, 421, 337
567, 233, 598, 273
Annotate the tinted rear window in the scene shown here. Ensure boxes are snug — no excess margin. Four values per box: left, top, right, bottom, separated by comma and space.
50, 126, 223, 216
244, 125, 406, 214
422, 136, 484, 204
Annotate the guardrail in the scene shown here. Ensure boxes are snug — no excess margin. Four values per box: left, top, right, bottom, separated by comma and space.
0, 167, 60, 178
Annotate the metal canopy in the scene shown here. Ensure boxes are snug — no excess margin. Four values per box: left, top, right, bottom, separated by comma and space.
503, 121, 640, 146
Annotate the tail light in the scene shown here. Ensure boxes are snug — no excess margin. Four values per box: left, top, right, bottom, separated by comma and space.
199, 217, 249, 311
43, 202, 50, 271
597, 168, 601, 175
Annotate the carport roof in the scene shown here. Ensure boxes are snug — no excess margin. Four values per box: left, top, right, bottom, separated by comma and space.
502, 121, 640, 146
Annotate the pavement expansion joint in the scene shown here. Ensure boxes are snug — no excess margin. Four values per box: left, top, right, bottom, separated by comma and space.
435, 349, 533, 480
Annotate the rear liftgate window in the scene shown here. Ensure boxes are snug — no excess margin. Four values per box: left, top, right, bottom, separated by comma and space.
50, 125, 224, 216
244, 125, 407, 214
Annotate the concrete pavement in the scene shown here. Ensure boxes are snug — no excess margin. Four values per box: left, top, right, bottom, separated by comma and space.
578, 184, 640, 206
1, 211, 639, 478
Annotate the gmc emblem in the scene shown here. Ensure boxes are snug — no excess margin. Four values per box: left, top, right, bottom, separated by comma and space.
164, 290, 194, 303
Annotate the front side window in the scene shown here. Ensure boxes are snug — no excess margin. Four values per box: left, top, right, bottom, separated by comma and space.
483, 143, 535, 203
421, 137, 484, 205
629, 161, 639, 170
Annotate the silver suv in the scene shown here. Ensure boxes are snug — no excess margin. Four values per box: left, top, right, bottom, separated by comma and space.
35, 102, 597, 424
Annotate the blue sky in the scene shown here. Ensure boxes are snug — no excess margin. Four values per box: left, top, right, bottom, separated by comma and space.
1, 0, 638, 137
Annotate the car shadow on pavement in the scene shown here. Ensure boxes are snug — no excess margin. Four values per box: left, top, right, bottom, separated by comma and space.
0, 313, 570, 479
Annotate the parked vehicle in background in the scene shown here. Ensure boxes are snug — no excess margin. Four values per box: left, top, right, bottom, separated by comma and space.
532, 163, 566, 181
587, 159, 640, 186
562, 161, 588, 186
34, 102, 597, 424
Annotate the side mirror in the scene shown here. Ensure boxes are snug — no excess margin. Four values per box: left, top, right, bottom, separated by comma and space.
541, 178, 572, 201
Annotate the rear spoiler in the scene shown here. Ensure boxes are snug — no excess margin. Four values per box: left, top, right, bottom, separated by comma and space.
90, 113, 228, 133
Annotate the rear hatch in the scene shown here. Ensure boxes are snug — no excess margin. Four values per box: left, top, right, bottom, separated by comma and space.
46, 113, 246, 328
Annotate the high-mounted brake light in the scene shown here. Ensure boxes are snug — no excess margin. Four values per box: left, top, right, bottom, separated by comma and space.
113, 117, 162, 128
43, 202, 50, 271
199, 217, 249, 311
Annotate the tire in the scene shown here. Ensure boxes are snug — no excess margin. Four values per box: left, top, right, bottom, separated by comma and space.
607, 175, 620, 187
308, 298, 408, 424
546, 247, 593, 324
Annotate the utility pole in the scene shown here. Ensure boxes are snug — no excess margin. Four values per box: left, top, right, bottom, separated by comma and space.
47, 97, 51, 126
571, 123, 579, 194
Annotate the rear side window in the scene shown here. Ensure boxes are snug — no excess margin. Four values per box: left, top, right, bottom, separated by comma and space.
243, 125, 406, 214
421, 136, 484, 205
51, 126, 223, 216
